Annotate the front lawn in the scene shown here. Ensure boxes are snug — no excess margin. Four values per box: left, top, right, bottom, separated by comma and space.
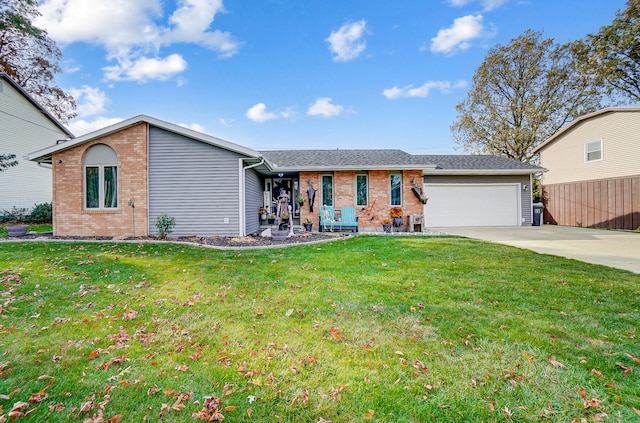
0, 236, 638, 422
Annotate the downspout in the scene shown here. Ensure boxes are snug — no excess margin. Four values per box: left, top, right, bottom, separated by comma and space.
240, 158, 265, 236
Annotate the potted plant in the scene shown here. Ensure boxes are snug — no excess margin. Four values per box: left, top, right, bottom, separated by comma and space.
390, 207, 403, 227
382, 219, 392, 233
259, 207, 267, 220
303, 218, 313, 232
267, 214, 276, 224
6, 225, 28, 237
297, 198, 306, 206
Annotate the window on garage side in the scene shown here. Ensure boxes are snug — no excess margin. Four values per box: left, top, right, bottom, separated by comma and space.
390, 172, 402, 206
83, 144, 118, 209
585, 140, 603, 162
356, 173, 368, 206
322, 174, 334, 207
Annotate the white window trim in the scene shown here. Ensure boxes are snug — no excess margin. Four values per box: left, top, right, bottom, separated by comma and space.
390, 172, 402, 206
584, 139, 603, 163
356, 173, 368, 207
321, 174, 334, 207
84, 164, 118, 210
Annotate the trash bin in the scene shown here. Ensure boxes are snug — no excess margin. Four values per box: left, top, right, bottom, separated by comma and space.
532, 203, 543, 226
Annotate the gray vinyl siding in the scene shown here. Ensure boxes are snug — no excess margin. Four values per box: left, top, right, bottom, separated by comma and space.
245, 168, 263, 235
148, 126, 244, 236
423, 175, 532, 225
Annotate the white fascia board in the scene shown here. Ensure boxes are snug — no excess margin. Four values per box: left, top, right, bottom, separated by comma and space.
421, 169, 546, 176
269, 165, 439, 172
26, 114, 262, 163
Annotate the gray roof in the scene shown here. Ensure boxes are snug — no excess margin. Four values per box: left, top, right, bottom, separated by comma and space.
260, 149, 426, 170
260, 150, 544, 174
412, 155, 543, 171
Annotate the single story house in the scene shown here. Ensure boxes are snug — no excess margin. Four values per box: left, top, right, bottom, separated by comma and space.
0, 73, 74, 211
26, 114, 544, 237
533, 107, 640, 230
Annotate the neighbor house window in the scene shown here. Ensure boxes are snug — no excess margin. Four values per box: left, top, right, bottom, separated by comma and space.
356, 174, 368, 206
585, 140, 603, 162
83, 144, 118, 209
390, 173, 402, 206
322, 174, 333, 206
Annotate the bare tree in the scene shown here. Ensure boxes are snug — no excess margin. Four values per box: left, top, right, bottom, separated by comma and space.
0, 0, 75, 122
451, 30, 605, 163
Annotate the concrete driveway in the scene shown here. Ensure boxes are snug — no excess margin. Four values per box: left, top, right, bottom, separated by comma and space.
433, 225, 640, 274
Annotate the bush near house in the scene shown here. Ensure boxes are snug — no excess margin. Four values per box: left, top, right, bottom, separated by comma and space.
0, 202, 52, 224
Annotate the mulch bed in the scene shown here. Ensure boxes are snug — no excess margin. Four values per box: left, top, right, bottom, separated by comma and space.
2, 232, 349, 248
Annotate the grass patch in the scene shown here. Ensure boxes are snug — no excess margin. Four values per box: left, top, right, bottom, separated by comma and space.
0, 224, 52, 236
0, 236, 638, 422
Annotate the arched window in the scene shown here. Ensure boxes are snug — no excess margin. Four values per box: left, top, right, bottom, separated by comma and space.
83, 144, 118, 209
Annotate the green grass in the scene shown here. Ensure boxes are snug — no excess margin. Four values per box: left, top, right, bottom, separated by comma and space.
0, 236, 638, 422
0, 224, 52, 236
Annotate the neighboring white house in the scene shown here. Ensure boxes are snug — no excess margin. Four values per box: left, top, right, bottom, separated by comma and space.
533, 107, 640, 230
0, 73, 74, 211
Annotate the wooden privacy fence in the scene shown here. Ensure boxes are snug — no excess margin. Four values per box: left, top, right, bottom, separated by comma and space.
542, 175, 640, 230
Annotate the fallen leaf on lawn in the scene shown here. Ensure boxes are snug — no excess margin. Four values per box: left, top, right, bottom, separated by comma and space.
523, 352, 535, 362
502, 407, 512, 417
625, 353, 640, 364
80, 400, 93, 413
632, 406, 640, 415
89, 350, 100, 359
285, 309, 294, 317
329, 326, 342, 341
591, 368, 604, 378
364, 409, 375, 419
37, 375, 54, 381
580, 387, 587, 399
317, 418, 332, 423
225, 405, 238, 411
105, 414, 122, 423
395, 351, 404, 356
547, 357, 566, 369
10, 401, 29, 413
615, 362, 632, 373
583, 398, 602, 408
247, 407, 253, 418
592, 413, 608, 421
175, 365, 189, 372
438, 405, 451, 409
28, 391, 48, 403
0, 394, 10, 400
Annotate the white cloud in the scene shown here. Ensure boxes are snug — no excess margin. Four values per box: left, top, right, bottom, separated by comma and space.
383, 80, 467, 99
326, 20, 367, 62
67, 116, 125, 136
103, 54, 188, 82
446, 0, 509, 11
36, 0, 240, 82
246, 103, 295, 123
179, 122, 208, 133
307, 98, 346, 118
246, 103, 279, 123
431, 14, 484, 55
69, 86, 109, 117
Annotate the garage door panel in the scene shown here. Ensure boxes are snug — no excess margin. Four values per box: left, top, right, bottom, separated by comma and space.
425, 184, 520, 227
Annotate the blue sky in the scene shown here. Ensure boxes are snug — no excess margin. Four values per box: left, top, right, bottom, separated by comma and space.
35, 0, 628, 154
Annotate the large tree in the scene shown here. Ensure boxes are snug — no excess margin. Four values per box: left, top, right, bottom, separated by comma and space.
0, 0, 75, 122
573, 0, 640, 103
451, 30, 605, 163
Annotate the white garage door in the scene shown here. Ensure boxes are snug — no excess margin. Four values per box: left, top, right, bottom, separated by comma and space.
424, 184, 521, 227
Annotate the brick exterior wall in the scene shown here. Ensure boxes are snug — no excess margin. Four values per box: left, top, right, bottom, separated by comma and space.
52, 123, 148, 237
299, 169, 424, 231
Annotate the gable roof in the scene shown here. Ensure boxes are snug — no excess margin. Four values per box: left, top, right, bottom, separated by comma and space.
533, 107, 640, 154
1, 72, 74, 139
26, 114, 261, 164
415, 154, 544, 174
261, 150, 544, 174
260, 149, 436, 171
